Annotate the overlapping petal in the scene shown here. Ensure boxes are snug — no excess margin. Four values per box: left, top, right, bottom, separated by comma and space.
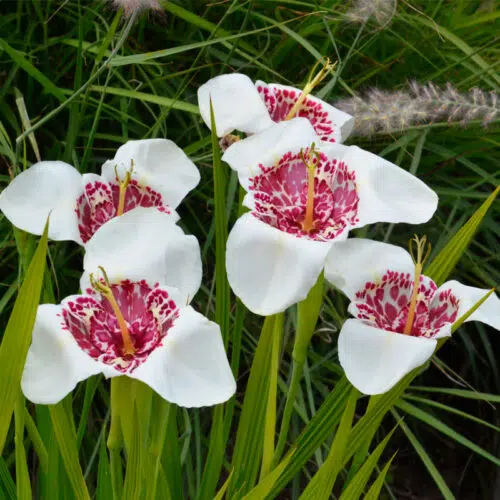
101, 139, 200, 209
338, 319, 438, 395
325, 239, 414, 300
132, 306, 236, 407
436, 280, 500, 330
82, 208, 201, 302
226, 213, 333, 315
321, 144, 438, 226
197, 73, 274, 136
21, 304, 104, 404
222, 118, 319, 189
0, 161, 83, 243
256, 82, 354, 143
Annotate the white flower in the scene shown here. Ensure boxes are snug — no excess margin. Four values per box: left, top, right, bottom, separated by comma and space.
197, 73, 354, 144
223, 118, 438, 316
21, 209, 236, 408
324, 238, 500, 395
0, 139, 200, 245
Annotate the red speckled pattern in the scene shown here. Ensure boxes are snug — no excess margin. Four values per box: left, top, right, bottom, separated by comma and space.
352, 272, 460, 338
256, 83, 337, 143
61, 280, 179, 373
249, 149, 359, 241
76, 179, 171, 243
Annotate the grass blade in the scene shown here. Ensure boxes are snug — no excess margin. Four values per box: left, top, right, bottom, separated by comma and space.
391, 408, 455, 499
0, 221, 49, 452
49, 401, 90, 500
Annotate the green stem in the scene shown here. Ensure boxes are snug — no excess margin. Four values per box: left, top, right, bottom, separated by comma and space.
260, 312, 284, 478
273, 273, 324, 464
148, 398, 172, 500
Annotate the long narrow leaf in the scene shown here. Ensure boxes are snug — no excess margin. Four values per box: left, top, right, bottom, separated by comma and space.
228, 315, 276, 497
391, 409, 455, 499
363, 453, 396, 500
49, 401, 90, 500
300, 387, 359, 500
339, 426, 398, 499
0, 221, 49, 452
425, 186, 499, 285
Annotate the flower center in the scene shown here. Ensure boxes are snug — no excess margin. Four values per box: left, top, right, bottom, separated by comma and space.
249, 147, 359, 241
352, 270, 460, 338
75, 175, 171, 244
61, 277, 179, 373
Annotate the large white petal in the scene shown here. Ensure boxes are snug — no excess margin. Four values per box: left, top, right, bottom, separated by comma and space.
82, 208, 201, 302
222, 118, 319, 190
197, 73, 274, 136
131, 306, 235, 407
226, 213, 332, 315
101, 139, 200, 209
21, 304, 103, 404
264, 83, 355, 143
437, 281, 500, 331
339, 319, 436, 395
325, 239, 414, 300
321, 144, 438, 227
0, 161, 83, 243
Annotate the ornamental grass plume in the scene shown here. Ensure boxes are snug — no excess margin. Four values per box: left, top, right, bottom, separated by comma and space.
345, 0, 397, 26
112, 0, 161, 15
334, 81, 499, 136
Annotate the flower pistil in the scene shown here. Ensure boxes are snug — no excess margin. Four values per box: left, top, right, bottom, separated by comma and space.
403, 235, 432, 335
90, 267, 136, 355
115, 160, 134, 217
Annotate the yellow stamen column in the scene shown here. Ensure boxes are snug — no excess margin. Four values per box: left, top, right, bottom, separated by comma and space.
115, 161, 134, 217
403, 236, 431, 335
90, 267, 135, 355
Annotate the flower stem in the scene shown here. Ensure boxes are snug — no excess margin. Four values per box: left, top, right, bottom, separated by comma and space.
272, 273, 324, 464
260, 312, 284, 478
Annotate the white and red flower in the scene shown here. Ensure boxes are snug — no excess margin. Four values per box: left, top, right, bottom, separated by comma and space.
324, 239, 500, 395
197, 73, 354, 144
0, 139, 200, 245
222, 118, 438, 315
21, 209, 236, 407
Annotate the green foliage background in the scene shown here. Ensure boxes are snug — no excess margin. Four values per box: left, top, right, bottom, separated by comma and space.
0, 0, 498, 498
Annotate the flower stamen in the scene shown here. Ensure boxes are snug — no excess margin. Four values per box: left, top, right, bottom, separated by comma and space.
90, 266, 136, 355
300, 144, 320, 233
285, 58, 337, 121
403, 235, 432, 335
115, 160, 134, 217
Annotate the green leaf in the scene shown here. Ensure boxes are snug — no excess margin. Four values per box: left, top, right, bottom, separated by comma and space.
0, 39, 66, 102
425, 186, 500, 285
396, 400, 500, 467
49, 401, 91, 500
122, 404, 142, 500
213, 471, 233, 500
363, 453, 396, 500
270, 376, 352, 495
228, 315, 277, 497
243, 452, 294, 500
88, 86, 199, 114
0, 457, 15, 500
97, 437, 113, 500
300, 387, 359, 500
15, 397, 32, 500
339, 426, 398, 499
0, 221, 49, 452
261, 313, 284, 478
392, 409, 455, 499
